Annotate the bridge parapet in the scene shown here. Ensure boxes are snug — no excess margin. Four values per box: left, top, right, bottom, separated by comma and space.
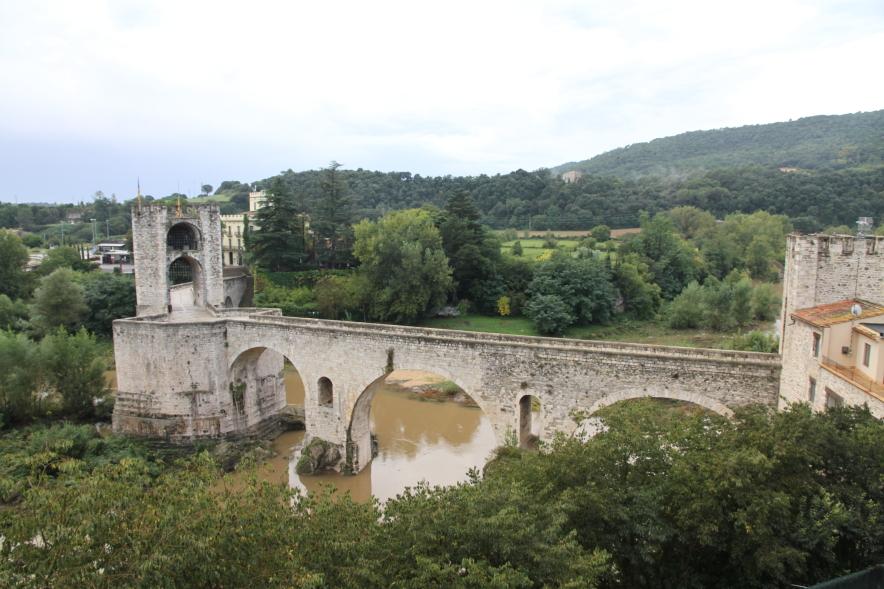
234, 313, 781, 367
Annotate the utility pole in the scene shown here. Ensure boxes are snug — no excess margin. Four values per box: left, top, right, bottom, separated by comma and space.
90, 218, 97, 243
106, 219, 110, 238
60, 221, 64, 245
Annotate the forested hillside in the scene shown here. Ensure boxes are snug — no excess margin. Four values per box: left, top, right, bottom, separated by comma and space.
251, 163, 884, 231
552, 110, 884, 177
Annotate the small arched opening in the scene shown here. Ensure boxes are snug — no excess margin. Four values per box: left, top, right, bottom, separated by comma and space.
224, 296, 233, 308
518, 394, 541, 449
318, 377, 334, 407
167, 256, 204, 308
167, 222, 200, 251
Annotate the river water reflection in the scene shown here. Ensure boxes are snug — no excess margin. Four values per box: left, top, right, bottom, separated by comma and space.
268, 369, 497, 503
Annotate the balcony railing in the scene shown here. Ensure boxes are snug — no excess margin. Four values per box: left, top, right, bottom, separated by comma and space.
821, 356, 884, 398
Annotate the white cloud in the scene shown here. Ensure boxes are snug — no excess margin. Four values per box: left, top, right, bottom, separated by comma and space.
0, 0, 882, 200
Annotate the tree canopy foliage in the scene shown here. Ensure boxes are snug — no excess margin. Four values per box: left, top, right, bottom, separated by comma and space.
249, 177, 308, 271
353, 209, 453, 323
1, 402, 881, 588
553, 109, 884, 177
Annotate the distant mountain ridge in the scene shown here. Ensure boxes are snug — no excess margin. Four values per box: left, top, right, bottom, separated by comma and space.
552, 110, 884, 178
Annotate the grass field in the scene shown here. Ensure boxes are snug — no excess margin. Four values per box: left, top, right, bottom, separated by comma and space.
500, 238, 580, 259
421, 314, 764, 350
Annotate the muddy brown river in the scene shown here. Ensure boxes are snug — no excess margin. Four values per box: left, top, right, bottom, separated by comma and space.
109, 368, 498, 503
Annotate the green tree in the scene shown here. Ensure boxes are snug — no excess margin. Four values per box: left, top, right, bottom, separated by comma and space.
353, 209, 453, 323
249, 177, 308, 271
590, 224, 611, 242
78, 272, 136, 337
703, 276, 736, 331
313, 161, 354, 268
666, 206, 717, 239
39, 328, 108, 419
0, 230, 32, 299
0, 294, 29, 331
613, 254, 662, 319
437, 191, 502, 310
623, 213, 699, 299
314, 274, 362, 320
201, 183, 213, 196
727, 271, 754, 328
527, 253, 617, 327
511, 240, 523, 256
667, 281, 707, 328
751, 283, 780, 321
0, 331, 40, 425
524, 293, 574, 335
36, 246, 94, 276
30, 268, 88, 334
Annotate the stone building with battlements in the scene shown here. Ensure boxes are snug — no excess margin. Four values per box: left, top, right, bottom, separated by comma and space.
779, 233, 884, 417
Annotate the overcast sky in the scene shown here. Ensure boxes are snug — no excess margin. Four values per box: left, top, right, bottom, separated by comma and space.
1, 0, 882, 203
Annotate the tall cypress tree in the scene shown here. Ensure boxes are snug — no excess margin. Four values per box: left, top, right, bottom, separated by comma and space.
437, 191, 501, 307
313, 161, 353, 268
249, 177, 307, 271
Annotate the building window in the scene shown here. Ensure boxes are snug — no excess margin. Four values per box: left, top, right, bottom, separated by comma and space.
812, 333, 821, 358
825, 388, 843, 409
808, 377, 816, 403
863, 343, 871, 367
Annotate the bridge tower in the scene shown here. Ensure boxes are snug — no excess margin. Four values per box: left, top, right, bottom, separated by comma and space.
131, 201, 225, 315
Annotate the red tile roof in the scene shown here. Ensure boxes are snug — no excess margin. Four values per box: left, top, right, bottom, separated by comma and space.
792, 299, 884, 328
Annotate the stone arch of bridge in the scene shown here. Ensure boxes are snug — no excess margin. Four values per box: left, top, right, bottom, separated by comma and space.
227, 345, 303, 431
225, 331, 347, 440
585, 389, 734, 418
345, 364, 494, 474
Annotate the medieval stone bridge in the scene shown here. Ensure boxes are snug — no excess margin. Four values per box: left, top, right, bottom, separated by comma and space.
114, 202, 782, 473
113, 307, 782, 473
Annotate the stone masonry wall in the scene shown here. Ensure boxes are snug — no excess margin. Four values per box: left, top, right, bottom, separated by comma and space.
131, 204, 225, 315
780, 234, 884, 340
779, 233, 884, 411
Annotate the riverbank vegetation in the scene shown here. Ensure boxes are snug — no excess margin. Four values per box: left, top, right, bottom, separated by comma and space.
250, 187, 787, 349
0, 230, 131, 428
1, 402, 881, 588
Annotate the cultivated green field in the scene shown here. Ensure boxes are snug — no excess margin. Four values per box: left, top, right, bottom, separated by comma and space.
500, 238, 580, 260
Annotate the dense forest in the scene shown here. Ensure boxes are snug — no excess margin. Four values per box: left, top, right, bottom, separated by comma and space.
3, 111, 883, 234
552, 109, 884, 177
244, 163, 884, 231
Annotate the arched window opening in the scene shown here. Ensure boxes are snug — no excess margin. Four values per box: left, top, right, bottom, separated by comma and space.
318, 377, 334, 407
168, 257, 194, 285
167, 223, 199, 251
518, 394, 541, 449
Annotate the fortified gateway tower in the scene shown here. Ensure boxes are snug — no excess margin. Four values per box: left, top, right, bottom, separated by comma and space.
132, 202, 225, 315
